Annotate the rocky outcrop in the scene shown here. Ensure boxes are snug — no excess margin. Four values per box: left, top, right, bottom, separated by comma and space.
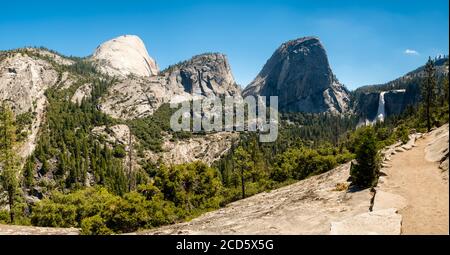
71, 83, 92, 104
147, 132, 239, 165
92, 35, 159, 77
243, 37, 350, 114
92, 124, 137, 147
0, 224, 79, 235
99, 76, 166, 119
330, 208, 402, 235
100, 53, 240, 119
92, 125, 239, 166
425, 123, 449, 172
0, 52, 59, 158
162, 53, 240, 97
25, 48, 75, 66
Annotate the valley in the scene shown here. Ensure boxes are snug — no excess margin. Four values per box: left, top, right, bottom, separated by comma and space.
0, 34, 448, 235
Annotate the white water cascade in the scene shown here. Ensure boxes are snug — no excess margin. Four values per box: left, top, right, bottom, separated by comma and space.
357, 89, 407, 127
375, 91, 387, 123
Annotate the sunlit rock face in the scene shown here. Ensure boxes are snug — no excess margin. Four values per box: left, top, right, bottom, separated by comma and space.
99, 53, 241, 119
92, 35, 159, 77
243, 36, 350, 114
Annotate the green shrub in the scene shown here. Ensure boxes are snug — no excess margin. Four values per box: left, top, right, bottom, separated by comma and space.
30, 184, 184, 233
154, 162, 223, 214
81, 215, 113, 235
0, 210, 10, 224
31, 202, 77, 227
113, 145, 127, 158
395, 124, 410, 144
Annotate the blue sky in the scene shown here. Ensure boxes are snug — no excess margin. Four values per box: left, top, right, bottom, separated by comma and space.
0, 0, 448, 90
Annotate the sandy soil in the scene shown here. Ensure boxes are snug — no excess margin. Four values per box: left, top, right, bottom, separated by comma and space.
380, 130, 449, 235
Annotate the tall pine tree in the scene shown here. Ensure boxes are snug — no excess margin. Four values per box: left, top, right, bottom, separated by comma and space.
0, 103, 20, 222
233, 146, 254, 199
422, 57, 437, 132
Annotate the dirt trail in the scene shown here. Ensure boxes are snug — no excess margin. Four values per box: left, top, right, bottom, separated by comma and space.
380, 129, 449, 235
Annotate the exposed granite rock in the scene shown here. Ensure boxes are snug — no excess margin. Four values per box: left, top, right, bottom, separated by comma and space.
425, 123, 449, 172
25, 48, 75, 66
137, 163, 373, 235
242, 36, 350, 113
0, 224, 79, 235
0, 52, 59, 158
162, 53, 240, 97
146, 132, 240, 165
92, 35, 159, 77
356, 89, 409, 124
71, 83, 92, 104
100, 53, 240, 119
99, 76, 168, 119
92, 124, 137, 146
372, 191, 408, 211
330, 208, 402, 235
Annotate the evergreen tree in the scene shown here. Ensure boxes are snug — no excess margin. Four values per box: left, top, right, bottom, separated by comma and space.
350, 126, 380, 188
443, 73, 449, 106
421, 57, 437, 132
233, 146, 254, 199
0, 103, 20, 222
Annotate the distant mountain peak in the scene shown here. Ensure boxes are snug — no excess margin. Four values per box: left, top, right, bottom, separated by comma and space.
243, 36, 350, 113
91, 35, 159, 77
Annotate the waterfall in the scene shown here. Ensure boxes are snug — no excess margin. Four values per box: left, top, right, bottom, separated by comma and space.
358, 89, 406, 127
375, 91, 386, 123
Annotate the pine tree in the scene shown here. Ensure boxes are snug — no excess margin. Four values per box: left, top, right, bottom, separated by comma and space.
23, 158, 34, 188
350, 126, 380, 188
422, 57, 437, 132
0, 103, 20, 222
233, 146, 254, 199
443, 73, 449, 106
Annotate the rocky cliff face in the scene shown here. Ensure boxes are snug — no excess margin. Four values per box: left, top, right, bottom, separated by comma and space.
163, 53, 240, 97
0, 51, 60, 158
147, 132, 240, 165
243, 37, 350, 113
100, 53, 240, 119
384, 90, 407, 116
92, 35, 159, 77
354, 92, 380, 121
